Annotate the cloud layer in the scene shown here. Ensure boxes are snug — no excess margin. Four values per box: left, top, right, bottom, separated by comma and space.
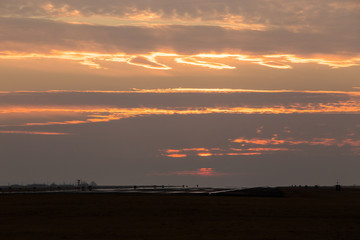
1, 17, 359, 57
1, 1, 359, 73
2, 0, 359, 32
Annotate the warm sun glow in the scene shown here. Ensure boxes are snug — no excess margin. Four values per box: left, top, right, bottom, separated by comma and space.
152, 168, 229, 176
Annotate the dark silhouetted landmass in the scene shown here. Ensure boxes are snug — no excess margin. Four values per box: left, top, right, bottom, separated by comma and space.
1, 186, 360, 239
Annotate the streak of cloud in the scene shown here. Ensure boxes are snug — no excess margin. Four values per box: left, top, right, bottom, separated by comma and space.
152, 168, 230, 177
1, 51, 359, 70
1, 88, 360, 95
161, 146, 292, 158
232, 137, 360, 147
0, 89, 359, 130
1, 101, 360, 129
161, 135, 360, 158
0, 130, 70, 135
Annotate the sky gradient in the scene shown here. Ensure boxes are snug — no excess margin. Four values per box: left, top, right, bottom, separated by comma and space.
0, 0, 359, 186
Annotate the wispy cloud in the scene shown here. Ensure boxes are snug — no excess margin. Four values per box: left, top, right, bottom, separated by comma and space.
161, 134, 360, 158
232, 137, 360, 147
1, 102, 360, 129
0, 89, 359, 130
152, 168, 231, 177
1, 51, 359, 70
0, 130, 70, 135
1, 88, 360, 95
162, 146, 292, 158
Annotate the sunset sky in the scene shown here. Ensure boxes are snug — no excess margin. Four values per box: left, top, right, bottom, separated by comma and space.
1, 0, 359, 187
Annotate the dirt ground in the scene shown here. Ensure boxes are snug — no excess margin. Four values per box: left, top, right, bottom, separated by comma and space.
1, 187, 360, 240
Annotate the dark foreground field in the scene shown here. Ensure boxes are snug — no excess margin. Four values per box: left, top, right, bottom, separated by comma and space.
1, 187, 360, 240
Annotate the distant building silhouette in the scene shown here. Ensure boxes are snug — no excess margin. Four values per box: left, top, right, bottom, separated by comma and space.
335, 180, 341, 191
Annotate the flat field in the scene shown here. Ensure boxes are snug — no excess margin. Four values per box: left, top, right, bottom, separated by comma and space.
0, 187, 360, 240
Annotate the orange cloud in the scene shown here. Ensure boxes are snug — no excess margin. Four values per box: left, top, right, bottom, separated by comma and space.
2, 88, 360, 96
161, 134, 360, 159
1, 51, 359, 70
233, 137, 287, 145
132, 88, 360, 96
1, 89, 360, 134
165, 149, 181, 153
232, 137, 360, 148
182, 148, 209, 152
1, 99, 360, 130
197, 153, 213, 157
0, 130, 70, 135
41, 3, 80, 17
127, 53, 177, 70
162, 148, 213, 158
161, 145, 295, 158
44, 7, 267, 31
175, 56, 236, 69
